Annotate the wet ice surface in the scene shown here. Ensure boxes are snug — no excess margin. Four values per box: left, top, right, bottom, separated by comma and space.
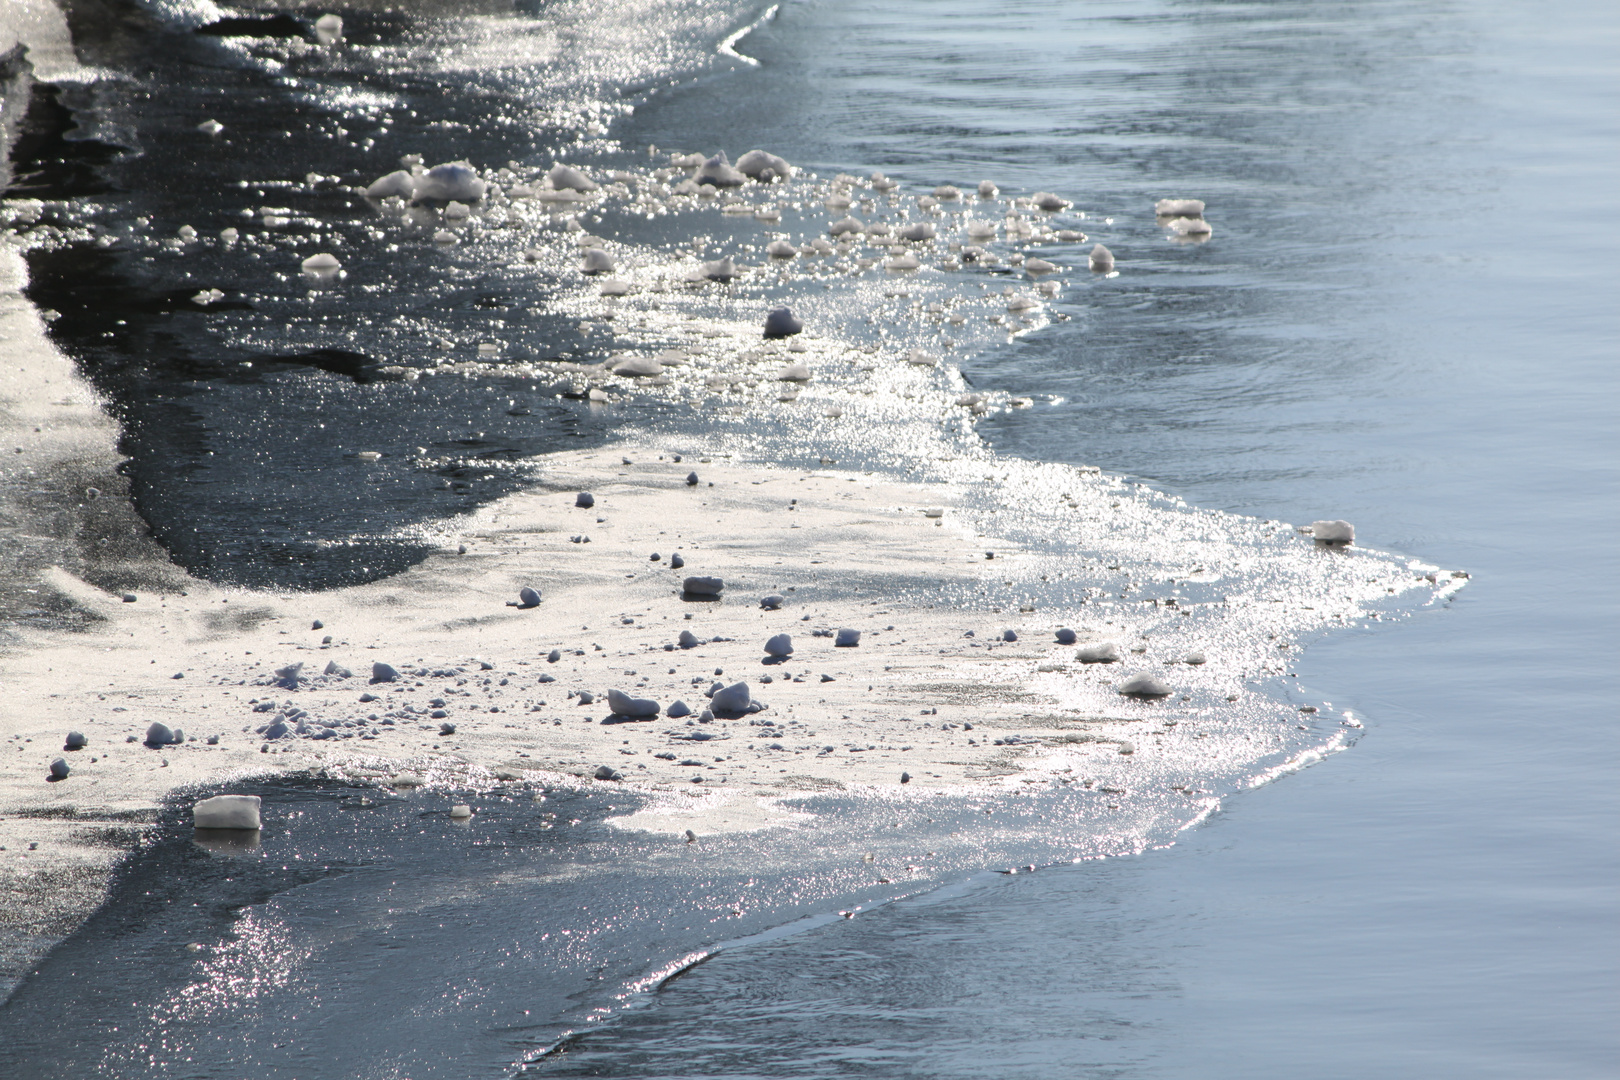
0, 774, 1268, 1076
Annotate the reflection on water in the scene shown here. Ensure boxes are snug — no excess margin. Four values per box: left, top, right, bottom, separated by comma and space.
0, 778, 1211, 1077
2, 0, 1615, 1075
536, 855, 1179, 1079
191, 828, 263, 855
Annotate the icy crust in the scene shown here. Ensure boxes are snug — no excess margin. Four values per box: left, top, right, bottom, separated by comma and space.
2, 445, 1461, 834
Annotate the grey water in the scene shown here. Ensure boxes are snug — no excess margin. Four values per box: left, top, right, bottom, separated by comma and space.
583, 1, 1620, 1075
1, 0, 1616, 1076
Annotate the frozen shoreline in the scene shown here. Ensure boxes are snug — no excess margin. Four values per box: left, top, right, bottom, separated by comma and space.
0, 436, 1454, 997
0, 240, 1457, 1001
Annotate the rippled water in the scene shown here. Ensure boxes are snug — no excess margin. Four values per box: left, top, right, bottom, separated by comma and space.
1, 0, 1615, 1075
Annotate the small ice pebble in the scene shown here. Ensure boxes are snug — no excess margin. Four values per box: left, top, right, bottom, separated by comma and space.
1117, 673, 1172, 698
763, 307, 803, 338
314, 14, 343, 45
1154, 198, 1205, 217
1310, 519, 1355, 543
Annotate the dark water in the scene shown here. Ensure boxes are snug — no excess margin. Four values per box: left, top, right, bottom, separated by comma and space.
2, 0, 1616, 1075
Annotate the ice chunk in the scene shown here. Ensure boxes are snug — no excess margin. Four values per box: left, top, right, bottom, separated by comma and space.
735, 150, 792, 181
763, 308, 803, 338
1310, 519, 1355, 543
365, 170, 417, 199
1032, 192, 1071, 211
1166, 216, 1212, 237
702, 255, 737, 282
193, 795, 262, 830
144, 722, 180, 746
581, 248, 615, 274
612, 354, 663, 377
683, 576, 724, 596
696, 152, 747, 187
764, 633, 794, 657
1154, 198, 1205, 217
607, 689, 661, 717
546, 164, 598, 192
1077, 642, 1122, 664
1089, 244, 1115, 272
414, 162, 486, 202
300, 252, 341, 273
710, 682, 752, 713
1117, 673, 1173, 698
314, 13, 343, 45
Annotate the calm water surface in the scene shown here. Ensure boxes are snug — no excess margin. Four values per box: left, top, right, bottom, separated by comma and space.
576, 1, 1619, 1075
